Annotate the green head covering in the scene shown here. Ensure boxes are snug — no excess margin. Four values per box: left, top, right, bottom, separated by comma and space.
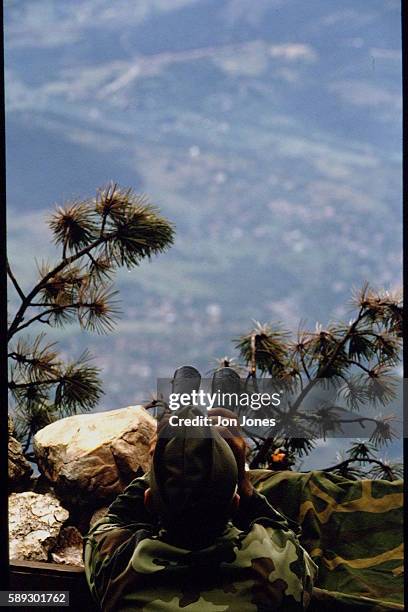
150, 408, 238, 530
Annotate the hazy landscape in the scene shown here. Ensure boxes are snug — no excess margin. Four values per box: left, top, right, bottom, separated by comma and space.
5, 0, 402, 466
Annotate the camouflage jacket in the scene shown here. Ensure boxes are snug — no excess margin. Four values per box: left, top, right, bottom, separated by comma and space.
84, 475, 317, 611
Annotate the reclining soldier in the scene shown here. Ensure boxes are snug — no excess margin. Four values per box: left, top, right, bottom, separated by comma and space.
84, 404, 317, 611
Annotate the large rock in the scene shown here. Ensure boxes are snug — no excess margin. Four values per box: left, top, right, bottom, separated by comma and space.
9, 492, 69, 561
8, 416, 32, 490
33, 406, 156, 506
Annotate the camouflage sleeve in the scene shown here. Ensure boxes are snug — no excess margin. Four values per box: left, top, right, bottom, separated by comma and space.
237, 489, 302, 535
83, 475, 155, 609
106, 473, 153, 525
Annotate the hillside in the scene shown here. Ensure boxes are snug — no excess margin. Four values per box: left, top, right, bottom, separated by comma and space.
5, 1, 402, 465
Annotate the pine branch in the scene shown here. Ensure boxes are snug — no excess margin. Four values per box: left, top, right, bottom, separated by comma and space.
8, 237, 105, 340
322, 457, 397, 481
8, 334, 61, 379
9, 379, 63, 389
287, 307, 366, 416
298, 349, 311, 381
49, 200, 99, 253
11, 302, 85, 335
11, 291, 120, 336
8, 186, 174, 340
348, 360, 373, 375
7, 261, 26, 301
240, 285, 402, 468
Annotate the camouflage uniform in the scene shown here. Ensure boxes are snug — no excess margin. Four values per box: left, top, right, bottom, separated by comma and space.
250, 469, 405, 611
84, 474, 317, 611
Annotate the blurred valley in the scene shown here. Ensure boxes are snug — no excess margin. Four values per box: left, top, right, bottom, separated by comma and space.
5, 0, 402, 466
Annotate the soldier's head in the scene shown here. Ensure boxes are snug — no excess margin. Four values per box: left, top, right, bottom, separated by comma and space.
144, 409, 239, 546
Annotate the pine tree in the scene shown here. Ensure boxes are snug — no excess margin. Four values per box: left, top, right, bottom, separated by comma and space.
8, 183, 174, 456
232, 284, 402, 479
